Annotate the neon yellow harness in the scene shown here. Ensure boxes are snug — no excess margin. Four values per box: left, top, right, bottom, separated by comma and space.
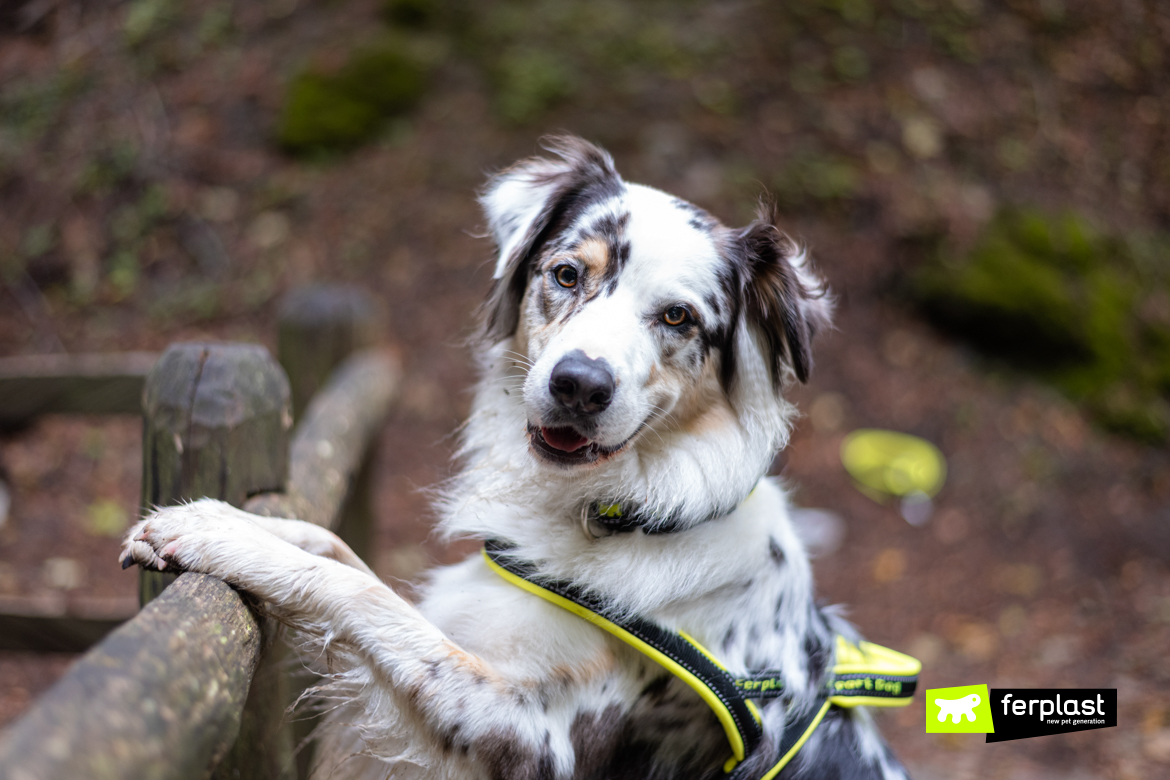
483, 541, 921, 779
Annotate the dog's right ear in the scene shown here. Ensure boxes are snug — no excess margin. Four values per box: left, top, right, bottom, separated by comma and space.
479, 136, 622, 341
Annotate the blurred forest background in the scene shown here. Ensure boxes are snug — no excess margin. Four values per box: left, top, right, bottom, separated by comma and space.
1, 0, 1169, 777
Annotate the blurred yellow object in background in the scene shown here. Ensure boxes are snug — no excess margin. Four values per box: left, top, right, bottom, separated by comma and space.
840, 429, 946, 508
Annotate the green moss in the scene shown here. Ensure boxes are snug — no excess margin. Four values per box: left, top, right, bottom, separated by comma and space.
912, 206, 1170, 446
381, 0, 439, 27
773, 152, 861, 208
435, 1, 711, 124
335, 46, 427, 112
107, 249, 140, 300
147, 280, 222, 325
21, 223, 57, 260
124, 0, 176, 47
1090, 389, 1170, 446
832, 45, 870, 82
492, 48, 575, 125
197, 3, 234, 48
0, 70, 90, 144
277, 42, 427, 155
77, 143, 139, 195
1145, 326, 1170, 394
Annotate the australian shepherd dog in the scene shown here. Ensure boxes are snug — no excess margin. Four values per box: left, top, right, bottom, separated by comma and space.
122, 136, 911, 780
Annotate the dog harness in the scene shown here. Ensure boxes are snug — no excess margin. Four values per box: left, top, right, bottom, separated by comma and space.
483, 540, 921, 779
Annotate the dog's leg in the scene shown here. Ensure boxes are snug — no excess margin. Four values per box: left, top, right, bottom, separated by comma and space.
121, 499, 575, 778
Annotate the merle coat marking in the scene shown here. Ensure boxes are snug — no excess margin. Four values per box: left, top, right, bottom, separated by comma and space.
122, 136, 910, 780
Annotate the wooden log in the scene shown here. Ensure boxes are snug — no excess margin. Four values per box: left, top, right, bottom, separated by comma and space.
0, 613, 123, 653
277, 285, 384, 422
0, 352, 158, 427
0, 601, 131, 652
137, 342, 295, 780
0, 595, 136, 653
245, 349, 398, 534
0, 573, 260, 780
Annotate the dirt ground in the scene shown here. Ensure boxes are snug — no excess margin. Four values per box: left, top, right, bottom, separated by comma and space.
2, 1, 1169, 778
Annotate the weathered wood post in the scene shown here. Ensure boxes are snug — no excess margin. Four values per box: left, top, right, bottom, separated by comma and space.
278, 285, 384, 421
139, 344, 291, 602
277, 285, 384, 564
139, 343, 295, 780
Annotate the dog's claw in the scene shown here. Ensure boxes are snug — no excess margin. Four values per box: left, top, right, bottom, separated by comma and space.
121, 556, 133, 570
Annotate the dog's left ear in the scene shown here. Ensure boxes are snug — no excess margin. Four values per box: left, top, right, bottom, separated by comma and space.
737, 202, 832, 385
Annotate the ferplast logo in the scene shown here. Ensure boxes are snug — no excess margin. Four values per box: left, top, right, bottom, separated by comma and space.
926, 686, 1117, 742
925, 684, 995, 734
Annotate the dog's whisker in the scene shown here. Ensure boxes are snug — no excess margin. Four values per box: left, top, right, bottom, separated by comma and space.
499, 349, 536, 369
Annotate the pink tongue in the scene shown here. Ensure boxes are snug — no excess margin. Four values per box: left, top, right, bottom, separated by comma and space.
541, 426, 589, 452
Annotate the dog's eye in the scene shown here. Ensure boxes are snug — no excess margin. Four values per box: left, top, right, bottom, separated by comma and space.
554, 265, 578, 288
662, 306, 690, 327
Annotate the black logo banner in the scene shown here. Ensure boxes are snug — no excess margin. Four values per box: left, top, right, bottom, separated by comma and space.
986, 689, 1116, 743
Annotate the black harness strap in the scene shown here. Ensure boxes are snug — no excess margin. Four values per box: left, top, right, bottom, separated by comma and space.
482, 540, 920, 779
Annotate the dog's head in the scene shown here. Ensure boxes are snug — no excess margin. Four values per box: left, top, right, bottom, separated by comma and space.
478, 136, 830, 483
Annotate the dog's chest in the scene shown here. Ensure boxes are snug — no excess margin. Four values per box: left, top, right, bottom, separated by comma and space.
418, 556, 767, 778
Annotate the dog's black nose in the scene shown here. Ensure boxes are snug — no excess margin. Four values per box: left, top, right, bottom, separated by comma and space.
549, 351, 615, 415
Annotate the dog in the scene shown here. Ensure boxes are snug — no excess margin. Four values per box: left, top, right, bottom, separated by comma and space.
121, 136, 912, 780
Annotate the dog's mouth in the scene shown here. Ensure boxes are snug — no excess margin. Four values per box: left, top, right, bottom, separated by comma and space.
528, 424, 633, 467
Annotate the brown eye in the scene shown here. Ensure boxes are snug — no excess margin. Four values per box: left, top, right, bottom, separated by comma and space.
663, 306, 689, 326
554, 265, 578, 288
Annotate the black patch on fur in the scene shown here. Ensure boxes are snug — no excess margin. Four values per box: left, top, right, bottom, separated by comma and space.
476, 728, 556, 780
589, 210, 631, 294
483, 137, 624, 341
568, 698, 721, 780
784, 708, 903, 780
704, 290, 723, 318
721, 625, 737, 652
672, 197, 716, 233
639, 674, 673, 702
569, 705, 628, 779
438, 723, 464, 754
804, 635, 833, 687
539, 275, 557, 322
710, 264, 745, 392
802, 607, 836, 684
769, 537, 786, 566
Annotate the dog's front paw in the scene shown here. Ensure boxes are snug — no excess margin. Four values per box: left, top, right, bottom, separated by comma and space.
118, 499, 253, 577
120, 517, 172, 571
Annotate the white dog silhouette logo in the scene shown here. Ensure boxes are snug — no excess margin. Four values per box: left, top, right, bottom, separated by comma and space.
935, 693, 981, 723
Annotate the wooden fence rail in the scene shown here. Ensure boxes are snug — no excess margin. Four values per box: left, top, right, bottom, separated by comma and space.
0, 351, 158, 427
0, 285, 396, 780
